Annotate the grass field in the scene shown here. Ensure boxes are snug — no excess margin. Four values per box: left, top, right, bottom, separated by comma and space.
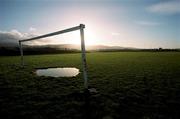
0, 52, 180, 119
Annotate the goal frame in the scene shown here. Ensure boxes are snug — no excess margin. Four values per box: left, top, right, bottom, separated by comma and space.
19, 24, 88, 89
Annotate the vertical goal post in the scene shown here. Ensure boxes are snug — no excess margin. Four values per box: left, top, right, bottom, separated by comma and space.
19, 24, 88, 89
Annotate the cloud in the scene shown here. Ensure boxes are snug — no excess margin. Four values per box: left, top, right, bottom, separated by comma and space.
0, 29, 52, 47
0, 30, 25, 46
29, 27, 36, 32
135, 21, 161, 26
111, 32, 120, 36
147, 0, 180, 14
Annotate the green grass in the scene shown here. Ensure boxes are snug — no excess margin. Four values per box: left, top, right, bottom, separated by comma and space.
0, 52, 180, 119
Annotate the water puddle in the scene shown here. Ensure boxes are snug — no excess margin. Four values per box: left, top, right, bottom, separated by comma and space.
36, 67, 80, 77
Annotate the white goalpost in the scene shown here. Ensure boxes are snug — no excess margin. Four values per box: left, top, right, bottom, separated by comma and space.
19, 24, 88, 89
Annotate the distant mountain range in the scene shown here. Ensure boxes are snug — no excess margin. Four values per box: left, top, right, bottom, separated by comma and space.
0, 43, 138, 50
0, 43, 179, 56
34, 44, 138, 50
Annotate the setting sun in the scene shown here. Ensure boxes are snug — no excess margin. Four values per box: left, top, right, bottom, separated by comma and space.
47, 23, 100, 46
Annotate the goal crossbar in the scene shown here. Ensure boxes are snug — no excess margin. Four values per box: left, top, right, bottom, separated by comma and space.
19, 25, 83, 42
19, 24, 88, 88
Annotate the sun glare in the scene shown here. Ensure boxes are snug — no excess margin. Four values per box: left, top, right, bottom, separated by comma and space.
49, 28, 98, 46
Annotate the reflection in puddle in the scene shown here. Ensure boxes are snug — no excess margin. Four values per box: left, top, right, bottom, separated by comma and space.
36, 67, 79, 77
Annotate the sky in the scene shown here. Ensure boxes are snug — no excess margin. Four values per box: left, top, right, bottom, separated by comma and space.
0, 0, 180, 48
